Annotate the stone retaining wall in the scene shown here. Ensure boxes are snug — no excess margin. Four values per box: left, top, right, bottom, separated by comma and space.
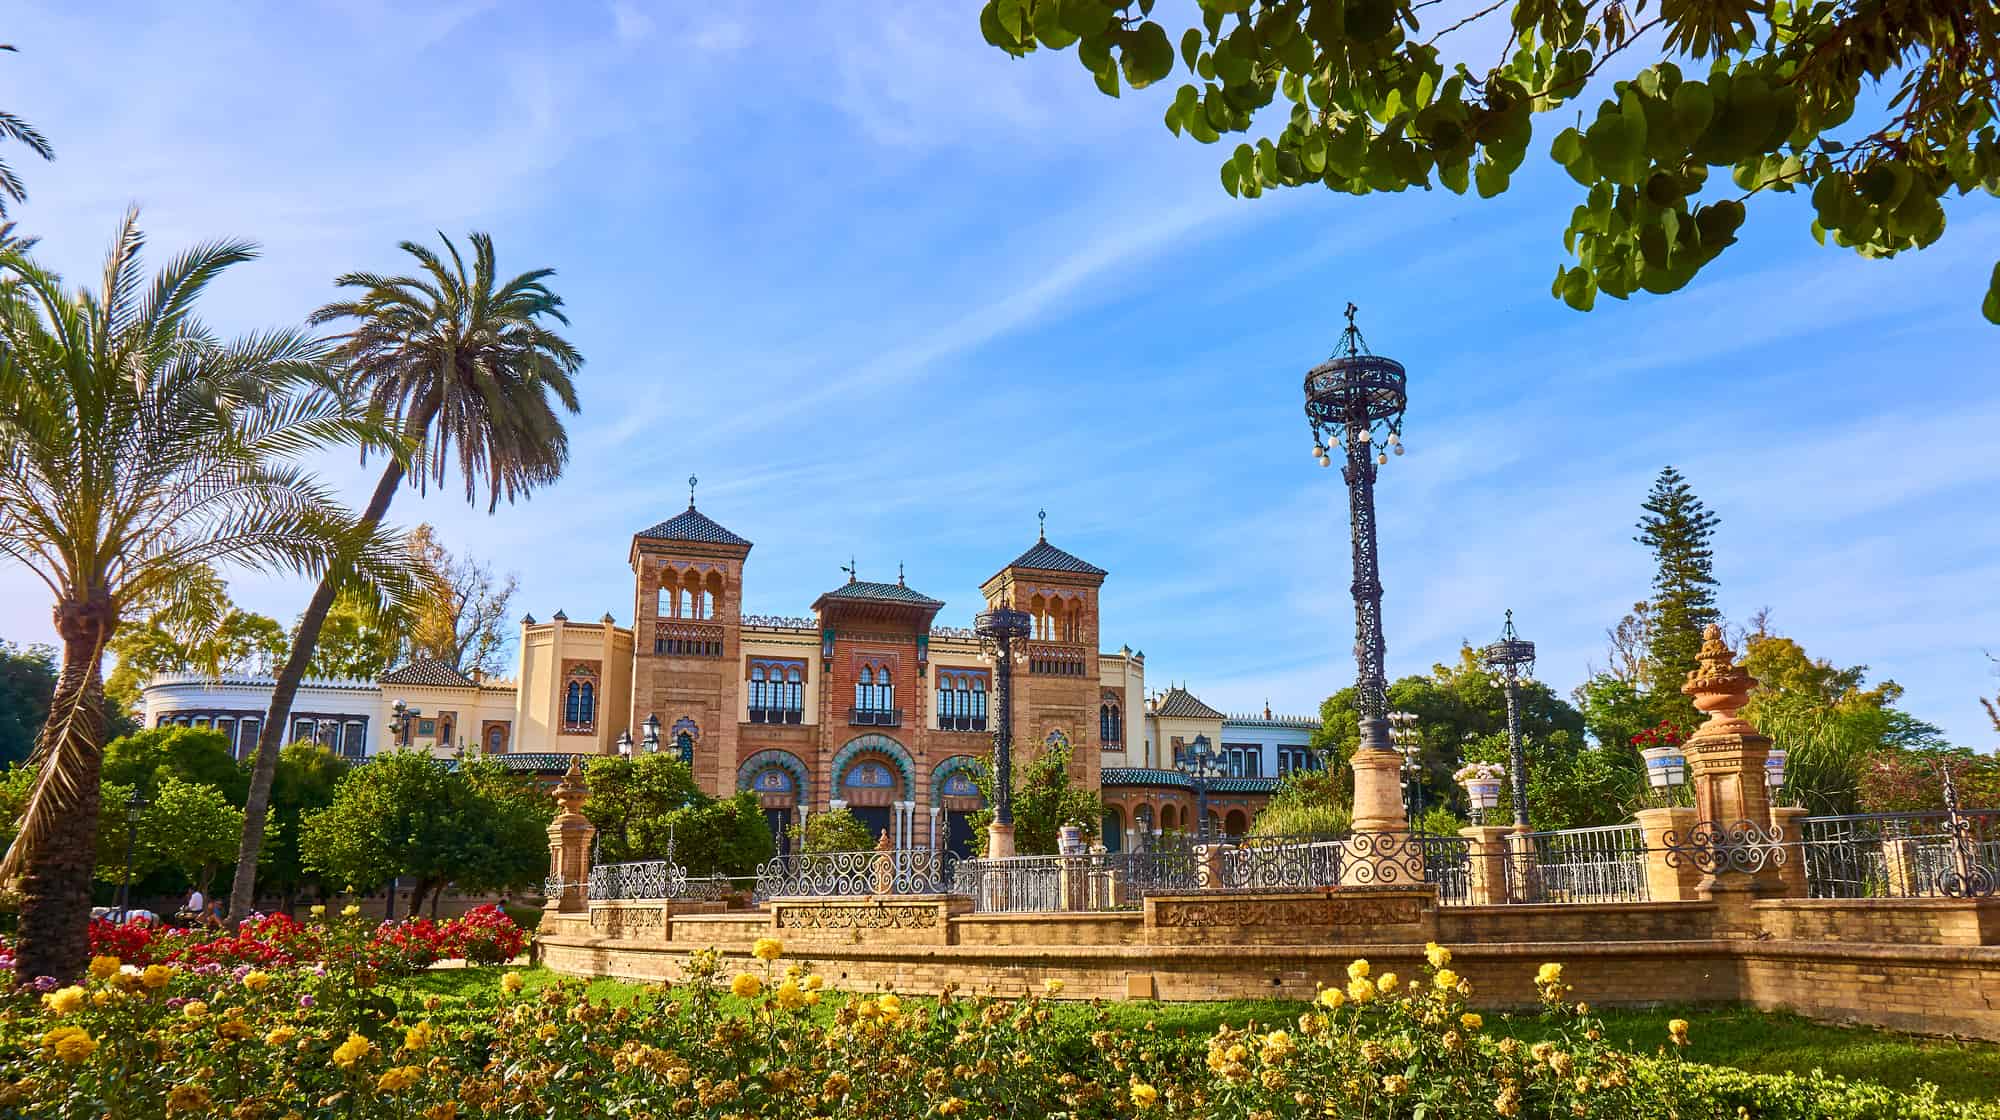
538, 891, 2000, 1040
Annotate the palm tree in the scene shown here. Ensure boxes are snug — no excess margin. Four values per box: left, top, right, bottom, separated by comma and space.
229, 232, 582, 920
0, 44, 55, 218
0, 211, 409, 979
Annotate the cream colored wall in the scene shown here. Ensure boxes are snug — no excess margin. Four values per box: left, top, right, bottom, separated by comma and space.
377, 682, 516, 757
1096, 651, 1145, 764
739, 630, 822, 724
512, 617, 635, 754
1152, 713, 1224, 767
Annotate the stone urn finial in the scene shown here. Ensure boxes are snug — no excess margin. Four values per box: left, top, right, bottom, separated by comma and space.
554, 756, 589, 817
875, 829, 894, 853
1681, 624, 1759, 737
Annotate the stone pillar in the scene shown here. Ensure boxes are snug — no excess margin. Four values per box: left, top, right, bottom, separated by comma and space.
1634, 806, 1702, 902
1770, 805, 1810, 898
1681, 625, 1782, 895
1460, 824, 1511, 906
546, 757, 596, 913
986, 821, 1016, 859
1344, 747, 1422, 886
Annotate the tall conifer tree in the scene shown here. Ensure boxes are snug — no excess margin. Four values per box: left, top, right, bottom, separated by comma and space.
1634, 467, 1722, 727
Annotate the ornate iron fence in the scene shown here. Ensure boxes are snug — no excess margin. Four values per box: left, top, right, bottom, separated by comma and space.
1420, 833, 1473, 906
1217, 833, 1348, 890
588, 860, 688, 901
1796, 811, 1999, 899
1506, 823, 1650, 903
952, 855, 1084, 912
753, 848, 955, 900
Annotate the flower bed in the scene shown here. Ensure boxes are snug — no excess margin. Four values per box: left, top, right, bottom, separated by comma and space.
73, 904, 528, 974
1, 934, 1991, 1119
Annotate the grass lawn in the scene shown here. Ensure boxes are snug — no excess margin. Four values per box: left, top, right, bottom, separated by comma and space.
396, 966, 2000, 1103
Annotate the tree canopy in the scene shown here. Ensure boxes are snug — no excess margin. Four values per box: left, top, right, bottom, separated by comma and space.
0, 641, 56, 767
580, 753, 774, 876
100, 726, 248, 806
977, 0, 2000, 321
970, 743, 1103, 855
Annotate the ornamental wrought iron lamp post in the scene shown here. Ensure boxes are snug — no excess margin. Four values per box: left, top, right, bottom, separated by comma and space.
642, 713, 662, 755
1179, 733, 1227, 840
389, 698, 421, 749
1302, 303, 1416, 875
115, 789, 147, 920
975, 582, 1033, 859
1388, 711, 1422, 826
1481, 610, 1537, 832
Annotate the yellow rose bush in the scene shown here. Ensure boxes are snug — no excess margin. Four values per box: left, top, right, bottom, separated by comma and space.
0, 941, 1990, 1119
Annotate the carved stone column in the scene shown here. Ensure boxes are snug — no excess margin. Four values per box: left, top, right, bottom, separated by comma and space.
546, 757, 596, 913
1678, 625, 1783, 895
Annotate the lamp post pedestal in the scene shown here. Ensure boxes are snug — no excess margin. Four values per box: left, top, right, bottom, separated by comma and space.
985, 821, 1016, 860
1349, 746, 1408, 837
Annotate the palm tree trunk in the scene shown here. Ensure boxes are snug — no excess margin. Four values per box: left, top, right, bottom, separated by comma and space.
226, 454, 409, 923
14, 596, 115, 981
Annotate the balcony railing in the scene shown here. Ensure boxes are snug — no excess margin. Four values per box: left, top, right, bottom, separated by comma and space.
848, 706, 902, 728
654, 620, 725, 658
748, 707, 804, 725
938, 714, 988, 733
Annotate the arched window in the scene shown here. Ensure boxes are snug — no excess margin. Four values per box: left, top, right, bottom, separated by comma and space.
785, 666, 803, 716
749, 665, 767, 711
972, 678, 987, 722
564, 678, 596, 731
856, 665, 872, 710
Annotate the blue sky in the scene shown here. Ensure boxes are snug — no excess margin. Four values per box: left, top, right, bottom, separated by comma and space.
4, 2, 1997, 746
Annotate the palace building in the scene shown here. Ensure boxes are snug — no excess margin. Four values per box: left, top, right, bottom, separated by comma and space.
142, 494, 1327, 855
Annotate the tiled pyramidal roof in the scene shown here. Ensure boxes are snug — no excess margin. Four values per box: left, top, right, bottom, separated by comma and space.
379, 658, 477, 688
816, 580, 944, 608
1153, 686, 1224, 720
634, 505, 751, 547
1006, 538, 1106, 576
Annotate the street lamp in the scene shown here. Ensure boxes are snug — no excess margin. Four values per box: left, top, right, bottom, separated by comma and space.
975, 581, 1033, 858
1178, 733, 1227, 840
116, 790, 147, 921
1388, 711, 1422, 827
1302, 303, 1410, 847
389, 698, 422, 749
1481, 610, 1537, 832
642, 713, 662, 754
616, 730, 634, 757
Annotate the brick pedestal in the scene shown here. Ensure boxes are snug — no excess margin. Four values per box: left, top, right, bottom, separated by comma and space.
546, 758, 596, 914
1633, 806, 1702, 902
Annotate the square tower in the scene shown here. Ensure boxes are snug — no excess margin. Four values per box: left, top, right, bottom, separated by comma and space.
979, 527, 1107, 794
627, 492, 753, 797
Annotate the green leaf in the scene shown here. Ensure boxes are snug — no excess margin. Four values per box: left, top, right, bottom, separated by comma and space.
1180, 26, 1203, 70
1094, 61, 1121, 98
1984, 262, 2000, 325
1439, 159, 1470, 194
1551, 127, 1584, 169
1474, 157, 1508, 198
1122, 21, 1175, 89
1561, 266, 1597, 310
1033, 0, 1080, 49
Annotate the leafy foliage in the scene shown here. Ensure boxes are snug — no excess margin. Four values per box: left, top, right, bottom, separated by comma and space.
299, 752, 547, 914
580, 753, 773, 875
0, 46, 54, 217
305, 585, 405, 681
1740, 617, 1948, 813
0, 641, 56, 768
404, 524, 518, 676
1635, 466, 1722, 730
977, 0, 2000, 321
969, 741, 1103, 855
103, 567, 288, 717
1857, 748, 2000, 812
122, 777, 244, 895
100, 726, 247, 806
790, 807, 875, 854
1250, 767, 1352, 835
256, 743, 351, 907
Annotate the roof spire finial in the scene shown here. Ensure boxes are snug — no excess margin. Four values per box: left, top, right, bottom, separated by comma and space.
688, 474, 698, 509
1038, 507, 1046, 540
841, 555, 856, 584
898, 561, 905, 587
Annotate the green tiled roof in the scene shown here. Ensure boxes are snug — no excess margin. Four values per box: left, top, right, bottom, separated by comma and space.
813, 580, 944, 609
441, 752, 586, 774
1100, 767, 1277, 794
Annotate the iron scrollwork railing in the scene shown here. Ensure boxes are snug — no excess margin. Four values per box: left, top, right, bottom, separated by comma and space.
588, 859, 690, 901
1660, 819, 1788, 877
1217, 834, 1347, 890
754, 848, 954, 900
1507, 823, 1651, 904
1798, 810, 1999, 899
1420, 833, 1472, 906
